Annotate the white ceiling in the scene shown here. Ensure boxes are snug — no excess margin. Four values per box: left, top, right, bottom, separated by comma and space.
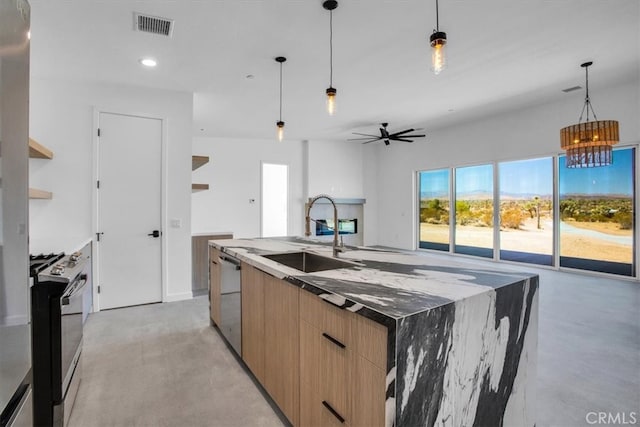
29, 0, 639, 142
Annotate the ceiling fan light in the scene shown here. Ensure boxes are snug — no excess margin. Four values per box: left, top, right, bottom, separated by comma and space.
430, 31, 447, 75
326, 87, 337, 116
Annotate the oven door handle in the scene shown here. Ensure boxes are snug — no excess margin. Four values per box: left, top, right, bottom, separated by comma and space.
61, 275, 88, 305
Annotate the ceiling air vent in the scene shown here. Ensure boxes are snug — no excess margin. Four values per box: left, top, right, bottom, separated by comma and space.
562, 85, 582, 93
133, 12, 174, 37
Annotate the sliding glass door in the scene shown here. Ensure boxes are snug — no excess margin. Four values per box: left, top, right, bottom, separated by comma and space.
417, 147, 636, 277
454, 164, 494, 258
418, 169, 450, 251
499, 157, 554, 266
559, 147, 635, 276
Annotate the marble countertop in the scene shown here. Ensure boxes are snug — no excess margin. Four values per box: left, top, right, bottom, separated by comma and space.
209, 237, 537, 320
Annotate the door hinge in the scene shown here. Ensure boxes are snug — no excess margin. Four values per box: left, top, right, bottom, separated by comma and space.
97, 128, 101, 137
97, 285, 101, 294
97, 180, 100, 189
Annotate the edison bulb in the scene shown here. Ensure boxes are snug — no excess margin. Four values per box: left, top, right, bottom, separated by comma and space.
429, 31, 447, 75
326, 87, 337, 116
276, 121, 285, 142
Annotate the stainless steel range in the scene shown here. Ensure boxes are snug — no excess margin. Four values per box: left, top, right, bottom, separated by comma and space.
31, 247, 90, 426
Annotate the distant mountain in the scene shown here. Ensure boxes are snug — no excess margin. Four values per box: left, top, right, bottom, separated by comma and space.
560, 194, 632, 199
500, 193, 553, 200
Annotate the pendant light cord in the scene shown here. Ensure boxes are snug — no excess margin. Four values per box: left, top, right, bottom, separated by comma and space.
435, 0, 439, 31
578, 64, 598, 123
329, 9, 333, 87
279, 61, 283, 121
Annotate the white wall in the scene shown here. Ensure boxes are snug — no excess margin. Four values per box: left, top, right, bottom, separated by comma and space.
191, 138, 368, 239
191, 137, 305, 237
307, 139, 364, 198
29, 77, 193, 303
375, 79, 640, 249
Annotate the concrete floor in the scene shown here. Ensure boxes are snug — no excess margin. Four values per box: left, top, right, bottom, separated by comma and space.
69, 263, 639, 427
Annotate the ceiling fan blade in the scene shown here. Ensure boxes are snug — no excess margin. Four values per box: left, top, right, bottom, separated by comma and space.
396, 134, 425, 138
392, 138, 414, 143
352, 132, 380, 137
361, 140, 380, 144
348, 137, 380, 141
389, 128, 415, 137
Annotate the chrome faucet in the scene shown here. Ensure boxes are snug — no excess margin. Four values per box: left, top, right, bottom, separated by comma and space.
305, 194, 344, 257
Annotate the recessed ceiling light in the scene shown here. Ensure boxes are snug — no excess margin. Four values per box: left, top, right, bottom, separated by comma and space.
139, 58, 157, 67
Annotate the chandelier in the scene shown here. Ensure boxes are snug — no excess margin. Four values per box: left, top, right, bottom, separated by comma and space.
560, 62, 619, 168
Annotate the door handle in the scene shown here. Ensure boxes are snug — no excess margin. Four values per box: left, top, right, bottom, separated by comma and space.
147, 230, 161, 238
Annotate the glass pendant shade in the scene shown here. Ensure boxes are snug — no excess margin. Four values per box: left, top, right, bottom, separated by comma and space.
326, 87, 337, 116
276, 121, 285, 142
430, 32, 447, 75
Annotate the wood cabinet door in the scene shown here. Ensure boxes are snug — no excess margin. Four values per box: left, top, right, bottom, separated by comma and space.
264, 275, 299, 426
209, 248, 221, 326
241, 264, 265, 383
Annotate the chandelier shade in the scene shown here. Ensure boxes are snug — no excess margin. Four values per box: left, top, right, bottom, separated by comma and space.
560, 120, 619, 168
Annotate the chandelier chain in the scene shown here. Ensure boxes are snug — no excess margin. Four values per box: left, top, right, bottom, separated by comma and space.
578, 63, 598, 123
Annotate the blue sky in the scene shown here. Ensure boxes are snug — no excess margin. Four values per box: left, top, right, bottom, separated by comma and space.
419, 147, 634, 198
559, 148, 633, 196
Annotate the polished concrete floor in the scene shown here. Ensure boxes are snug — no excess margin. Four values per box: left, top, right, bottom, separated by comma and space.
69, 263, 639, 427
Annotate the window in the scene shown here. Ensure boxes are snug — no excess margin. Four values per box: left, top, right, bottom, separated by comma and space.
499, 157, 554, 266
558, 147, 635, 276
454, 164, 494, 258
417, 147, 636, 277
418, 169, 450, 251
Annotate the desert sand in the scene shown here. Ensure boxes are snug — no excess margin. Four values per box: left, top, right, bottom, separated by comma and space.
420, 218, 632, 263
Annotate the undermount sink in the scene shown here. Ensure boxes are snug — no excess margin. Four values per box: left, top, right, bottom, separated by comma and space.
262, 251, 357, 273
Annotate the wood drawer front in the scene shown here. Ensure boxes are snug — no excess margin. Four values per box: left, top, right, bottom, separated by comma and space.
241, 264, 265, 383
300, 319, 351, 426
300, 289, 350, 346
353, 314, 387, 370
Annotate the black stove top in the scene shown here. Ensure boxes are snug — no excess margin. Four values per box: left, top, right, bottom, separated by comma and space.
29, 253, 65, 277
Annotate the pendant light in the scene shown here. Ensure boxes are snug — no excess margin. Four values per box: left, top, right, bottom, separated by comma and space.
429, 0, 447, 75
560, 62, 619, 168
323, 0, 338, 115
275, 56, 286, 142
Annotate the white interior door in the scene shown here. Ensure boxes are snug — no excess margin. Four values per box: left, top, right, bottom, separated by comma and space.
261, 163, 288, 237
97, 112, 162, 310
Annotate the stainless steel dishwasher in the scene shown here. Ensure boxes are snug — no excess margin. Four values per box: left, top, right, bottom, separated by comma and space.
219, 254, 242, 355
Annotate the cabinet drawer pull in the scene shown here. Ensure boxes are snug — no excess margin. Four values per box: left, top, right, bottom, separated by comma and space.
322, 400, 345, 423
322, 332, 345, 349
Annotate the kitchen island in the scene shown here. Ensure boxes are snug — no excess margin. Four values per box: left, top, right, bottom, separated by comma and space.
209, 237, 538, 427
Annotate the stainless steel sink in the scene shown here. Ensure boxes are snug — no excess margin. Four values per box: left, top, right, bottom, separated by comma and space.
262, 251, 357, 273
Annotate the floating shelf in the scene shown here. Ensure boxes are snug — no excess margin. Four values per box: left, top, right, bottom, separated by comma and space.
192, 183, 209, 192
192, 155, 209, 171
29, 138, 53, 159
29, 188, 52, 199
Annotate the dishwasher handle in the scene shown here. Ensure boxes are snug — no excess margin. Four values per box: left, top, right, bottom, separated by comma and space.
220, 255, 241, 270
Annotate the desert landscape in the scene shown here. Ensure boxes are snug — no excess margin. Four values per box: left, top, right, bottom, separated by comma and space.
419, 197, 633, 263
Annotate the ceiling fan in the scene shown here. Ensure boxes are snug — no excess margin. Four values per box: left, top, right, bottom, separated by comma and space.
348, 122, 426, 146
